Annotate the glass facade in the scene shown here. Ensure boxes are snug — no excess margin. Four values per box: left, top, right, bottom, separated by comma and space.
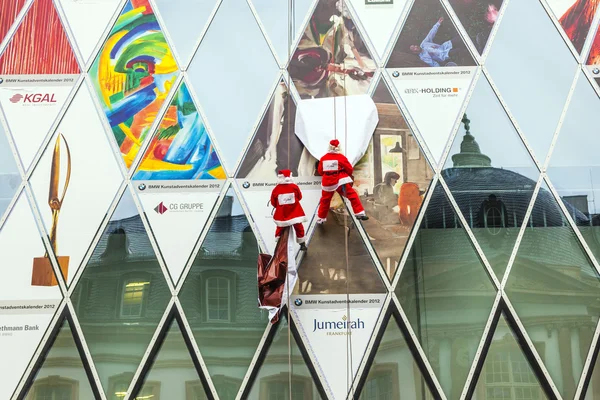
1, 0, 600, 399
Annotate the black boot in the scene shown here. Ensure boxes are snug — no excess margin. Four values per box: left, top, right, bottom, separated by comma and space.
299, 242, 307, 251
356, 214, 369, 221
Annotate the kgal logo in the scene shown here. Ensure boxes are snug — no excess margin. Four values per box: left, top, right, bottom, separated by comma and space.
312, 315, 365, 335
9, 93, 58, 104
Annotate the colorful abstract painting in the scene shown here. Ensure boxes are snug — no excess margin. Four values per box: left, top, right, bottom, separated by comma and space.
132, 82, 225, 180
0, 0, 79, 75
89, 0, 178, 168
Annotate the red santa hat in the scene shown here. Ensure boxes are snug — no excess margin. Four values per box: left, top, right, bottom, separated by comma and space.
329, 139, 341, 153
277, 169, 293, 183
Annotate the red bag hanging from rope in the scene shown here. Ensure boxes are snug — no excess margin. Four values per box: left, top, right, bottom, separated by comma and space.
257, 226, 291, 324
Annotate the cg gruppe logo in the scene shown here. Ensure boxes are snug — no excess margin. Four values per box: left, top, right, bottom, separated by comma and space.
154, 202, 168, 215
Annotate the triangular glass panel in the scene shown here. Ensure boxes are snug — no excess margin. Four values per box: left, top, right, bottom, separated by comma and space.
0, 0, 27, 46
446, 0, 503, 55
247, 318, 324, 399
385, 65, 477, 166
358, 315, 435, 399
153, 0, 218, 67
395, 182, 497, 399
57, 0, 122, 64
88, 0, 179, 170
505, 181, 600, 400
236, 79, 320, 254
29, 84, 123, 287
188, 0, 279, 174
288, 0, 377, 98
71, 186, 171, 398
0, 0, 79, 75
442, 75, 539, 279
354, 78, 433, 279
298, 203, 387, 295
249, 0, 315, 64
587, 27, 600, 65
347, 0, 409, 59
132, 80, 225, 181
547, 72, 600, 266
0, 122, 20, 221
387, 0, 476, 68
472, 313, 549, 399
546, 0, 597, 55
583, 349, 600, 399
178, 185, 268, 398
22, 319, 96, 400
0, 191, 62, 400
133, 317, 204, 400
485, 0, 577, 163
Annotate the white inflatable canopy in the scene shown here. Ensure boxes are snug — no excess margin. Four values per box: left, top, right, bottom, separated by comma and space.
294, 95, 379, 166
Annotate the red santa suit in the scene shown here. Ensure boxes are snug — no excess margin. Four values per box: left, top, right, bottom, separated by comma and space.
317, 140, 367, 222
270, 170, 306, 243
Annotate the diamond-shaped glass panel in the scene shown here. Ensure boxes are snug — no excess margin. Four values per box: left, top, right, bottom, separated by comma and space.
473, 313, 548, 399
0, 0, 27, 46
154, 0, 219, 67
188, 0, 279, 174
57, 0, 122, 63
583, 349, 600, 399
505, 182, 600, 400
29, 84, 123, 287
0, 0, 79, 75
547, 72, 600, 267
546, 0, 597, 55
387, 0, 476, 68
247, 318, 323, 399
358, 315, 435, 399
446, 0, 503, 55
179, 185, 268, 398
395, 182, 496, 398
485, 0, 577, 163
0, 122, 20, 221
355, 78, 433, 279
443, 75, 539, 279
0, 191, 62, 400
71, 186, 171, 397
89, 0, 179, 170
249, 0, 315, 65
289, 0, 377, 98
22, 319, 96, 400
133, 317, 203, 399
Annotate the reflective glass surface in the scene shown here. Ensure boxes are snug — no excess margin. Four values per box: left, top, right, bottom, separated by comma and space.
547, 73, 600, 266
24, 320, 96, 400
71, 188, 171, 397
358, 315, 434, 400
179, 188, 268, 397
134, 318, 203, 399
395, 183, 497, 398
248, 319, 324, 399
584, 352, 600, 399
473, 314, 548, 400
0, 123, 20, 221
443, 75, 539, 279
505, 182, 600, 400
357, 78, 434, 279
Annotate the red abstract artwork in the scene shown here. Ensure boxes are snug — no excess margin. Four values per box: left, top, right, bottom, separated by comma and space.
0, 0, 79, 75
0, 0, 27, 46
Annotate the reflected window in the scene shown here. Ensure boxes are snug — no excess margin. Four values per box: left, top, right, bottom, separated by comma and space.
362, 364, 398, 400
120, 279, 150, 318
28, 376, 77, 400
407, 135, 420, 160
109, 374, 160, 400
186, 376, 241, 399
206, 276, 231, 322
259, 374, 313, 400
482, 342, 544, 399
478, 195, 508, 235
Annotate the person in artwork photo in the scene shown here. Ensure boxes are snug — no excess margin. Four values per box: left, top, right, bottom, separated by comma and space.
409, 17, 467, 67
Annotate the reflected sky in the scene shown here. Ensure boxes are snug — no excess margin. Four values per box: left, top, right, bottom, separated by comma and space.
0, 125, 17, 173
486, 0, 577, 163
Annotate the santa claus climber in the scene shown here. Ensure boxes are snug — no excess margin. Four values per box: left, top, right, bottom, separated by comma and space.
317, 139, 368, 224
270, 169, 308, 251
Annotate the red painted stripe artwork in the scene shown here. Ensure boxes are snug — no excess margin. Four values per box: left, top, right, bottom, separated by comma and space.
0, 0, 27, 46
0, 0, 79, 75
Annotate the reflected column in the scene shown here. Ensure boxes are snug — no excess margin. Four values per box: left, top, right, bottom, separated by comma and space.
439, 336, 452, 395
